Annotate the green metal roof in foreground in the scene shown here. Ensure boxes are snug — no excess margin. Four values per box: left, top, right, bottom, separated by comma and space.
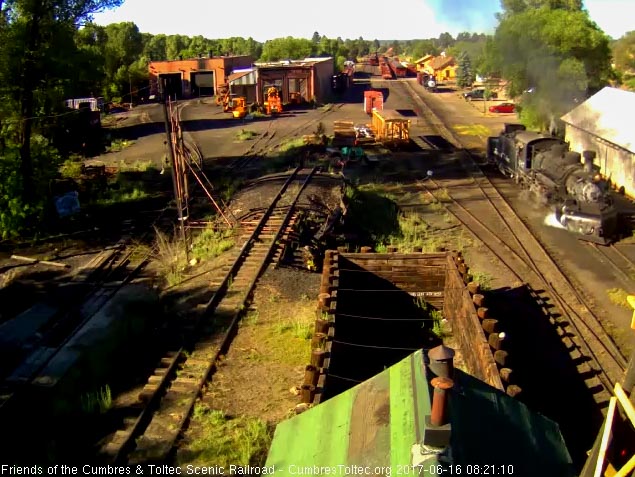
266, 350, 575, 477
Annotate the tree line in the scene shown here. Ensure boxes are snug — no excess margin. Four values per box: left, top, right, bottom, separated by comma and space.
0, 0, 628, 239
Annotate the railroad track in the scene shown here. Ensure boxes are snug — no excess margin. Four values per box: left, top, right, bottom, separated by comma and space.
426, 170, 625, 396
228, 104, 344, 170
397, 79, 626, 404
98, 166, 317, 464
585, 242, 635, 290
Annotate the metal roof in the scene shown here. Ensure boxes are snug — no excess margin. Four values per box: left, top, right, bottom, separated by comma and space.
415, 54, 434, 64
429, 56, 456, 71
266, 350, 434, 474
560, 87, 635, 153
228, 69, 257, 85
266, 350, 574, 476
254, 57, 333, 68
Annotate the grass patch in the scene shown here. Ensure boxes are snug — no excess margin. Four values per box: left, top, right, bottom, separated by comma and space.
275, 315, 313, 340
235, 129, 258, 141
345, 184, 400, 244
414, 297, 450, 339
108, 138, 134, 153
60, 158, 84, 180
276, 138, 305, 156
435, 188, 452, 202
468, 270, 493, 291
379, 212, 442, 253
191, 227, 234, 261
118, 159, 156, 172
179, 405, 271, 467
154, 227, 188, 287
215, 176, 243, 203
607, 287, 631, 308
94, 187, 149, 205
260, 300, 314, 366
80, 385, 112, 415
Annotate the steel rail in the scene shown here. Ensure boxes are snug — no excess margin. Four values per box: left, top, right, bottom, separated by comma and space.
98, 167, 317, 464
398, 79, 626, 392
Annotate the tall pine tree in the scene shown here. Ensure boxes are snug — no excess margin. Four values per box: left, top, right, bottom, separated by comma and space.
456, 51, 475, 88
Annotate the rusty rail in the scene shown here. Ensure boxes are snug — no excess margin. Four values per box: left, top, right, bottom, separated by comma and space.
98, 167, 318, 464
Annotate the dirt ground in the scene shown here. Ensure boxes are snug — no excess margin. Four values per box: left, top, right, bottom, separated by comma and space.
175, 267, 320, 467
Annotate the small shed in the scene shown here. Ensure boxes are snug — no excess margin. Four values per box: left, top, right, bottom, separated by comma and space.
254, 57, 334, 105
228, 68, 258, 104
266, 349, 574, 476
561, 87, 635, 197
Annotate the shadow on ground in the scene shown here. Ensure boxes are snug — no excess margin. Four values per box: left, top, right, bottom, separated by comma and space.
486, 284, 604, 471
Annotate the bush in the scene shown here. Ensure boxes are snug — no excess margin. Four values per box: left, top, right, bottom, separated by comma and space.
0, 135, 60, 239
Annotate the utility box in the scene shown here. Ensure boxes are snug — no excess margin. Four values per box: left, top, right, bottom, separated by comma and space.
363, 90, 384, 114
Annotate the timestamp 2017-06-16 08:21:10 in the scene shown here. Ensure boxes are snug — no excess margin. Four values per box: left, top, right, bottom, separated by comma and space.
423, 464, 514, 475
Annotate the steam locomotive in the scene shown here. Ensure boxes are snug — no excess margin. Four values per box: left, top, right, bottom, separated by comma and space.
416, 72, 437, 91
487, 124, 618, 244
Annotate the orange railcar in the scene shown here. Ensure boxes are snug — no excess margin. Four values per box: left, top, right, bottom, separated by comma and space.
370, 109, 410, 144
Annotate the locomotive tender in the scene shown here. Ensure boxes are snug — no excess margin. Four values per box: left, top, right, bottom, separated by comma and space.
487, 124, 618, 244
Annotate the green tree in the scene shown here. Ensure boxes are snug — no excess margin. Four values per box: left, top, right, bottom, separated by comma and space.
612, 31, 635, 72
437, 32, 455, 49
407, 39, 439, 59
103, 22, 142, 98
0, 0, 122, 236
499, 0, 582, 16
143, 33, 167, 60
488, 6, 611, 128
260, 37, 313, 61
447, 38, 487, 67
456, 51, 475, 88
166, 34, 188, 60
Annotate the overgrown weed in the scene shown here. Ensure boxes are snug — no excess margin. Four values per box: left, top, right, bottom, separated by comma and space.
180, 405, 271, 467
191, 227, 234, 261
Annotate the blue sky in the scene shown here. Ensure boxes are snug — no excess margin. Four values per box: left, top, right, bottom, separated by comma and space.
91, 0, 634, 41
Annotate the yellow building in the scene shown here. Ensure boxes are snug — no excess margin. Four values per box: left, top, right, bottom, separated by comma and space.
414, 54, 434, 72
415, 54, 457, 81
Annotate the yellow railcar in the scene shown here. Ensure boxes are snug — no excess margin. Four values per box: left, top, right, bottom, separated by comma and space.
371, 109, 410, 144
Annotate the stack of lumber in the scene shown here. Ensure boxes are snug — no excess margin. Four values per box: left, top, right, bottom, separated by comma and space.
332, 120, 356, 146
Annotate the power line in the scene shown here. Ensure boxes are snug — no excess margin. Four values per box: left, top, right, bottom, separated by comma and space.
331, 339, 424, 352
0, 85, 156, 124
335, 312, 443, 322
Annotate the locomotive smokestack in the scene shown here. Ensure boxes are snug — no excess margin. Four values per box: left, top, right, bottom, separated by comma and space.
582, 150, 596, 174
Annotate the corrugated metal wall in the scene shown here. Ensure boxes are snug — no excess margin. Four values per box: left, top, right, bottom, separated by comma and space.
312, 58, 334, 103
565, 125, 635, 198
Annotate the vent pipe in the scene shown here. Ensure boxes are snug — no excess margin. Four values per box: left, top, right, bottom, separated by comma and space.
428, 344, 455, 379
430, 377, 454, 426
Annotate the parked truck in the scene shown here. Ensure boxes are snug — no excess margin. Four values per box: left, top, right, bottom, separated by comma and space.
463, 88, 498, 101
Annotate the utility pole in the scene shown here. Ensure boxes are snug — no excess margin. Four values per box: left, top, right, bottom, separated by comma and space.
129, 73, 133, 109
161, 78, 189, 261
